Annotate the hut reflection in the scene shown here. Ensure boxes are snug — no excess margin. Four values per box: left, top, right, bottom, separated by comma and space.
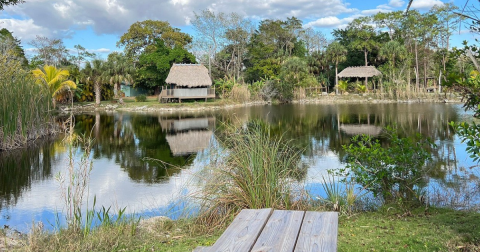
160, 116, 215, 156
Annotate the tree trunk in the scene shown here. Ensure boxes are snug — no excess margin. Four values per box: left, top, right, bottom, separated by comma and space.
95, 81, 101, 106
364, 49, 368, 66
415, 41, 419, 92
335, 64, 338, 95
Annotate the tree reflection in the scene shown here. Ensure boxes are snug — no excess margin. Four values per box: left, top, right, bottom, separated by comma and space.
73, 113, 217, 183
0, 139, 57, 210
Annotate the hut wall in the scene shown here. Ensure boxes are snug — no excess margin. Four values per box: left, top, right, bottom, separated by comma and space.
173, 118, 209, 131
173, 88, 208, 97
121, 84, 149, 97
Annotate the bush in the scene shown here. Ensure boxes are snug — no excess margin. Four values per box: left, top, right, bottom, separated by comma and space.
333, 127, 435, 206
135, 94, 146, 102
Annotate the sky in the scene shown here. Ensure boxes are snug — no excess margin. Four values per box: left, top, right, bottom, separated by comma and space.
0, 0, 476, 58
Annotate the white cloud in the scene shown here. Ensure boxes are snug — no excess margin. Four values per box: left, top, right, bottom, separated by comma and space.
2, 0, 356, 40
389, 0, 405, 8
0, 19, 52, 41
410, 0, 444, 10
306, 16, 342, 28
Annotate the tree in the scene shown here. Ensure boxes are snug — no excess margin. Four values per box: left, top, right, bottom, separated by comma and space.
29, 36, 68, 67
0, 0, 23, 10
117, 20, 192, 60
191, 10, 229, 77
326, 42, 347, 94
136, 39, 195, 91
244, 17, 307, 82
105, 52, 134, 103
347, 17, 380, 66
84, 59, 108, 106
0, 28, 28, 67
69, 44, 96, 68
379, 40, 407, 87
32, 65, 77, 108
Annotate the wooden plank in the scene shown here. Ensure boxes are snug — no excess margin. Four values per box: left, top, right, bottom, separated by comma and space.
294, 211, 338, 252
192, 246, 211, 252
251, 210, 305, 252
208, 208, 273, 252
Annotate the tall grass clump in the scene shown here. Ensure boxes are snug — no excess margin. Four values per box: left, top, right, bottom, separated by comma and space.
0, 48, 52, 150
195, 121, 308, 226
229, 84, 250, 102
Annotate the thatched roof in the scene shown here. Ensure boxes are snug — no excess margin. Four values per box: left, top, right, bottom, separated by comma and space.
337, 66, 382, 78
166, 64, 212, 87
166, 131, 213, 156
340, 124, 383, 136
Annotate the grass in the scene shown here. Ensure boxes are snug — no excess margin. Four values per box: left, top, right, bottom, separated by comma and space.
6, 206, 479, 251
338, 207, 480, 251
193, 121, 308, 227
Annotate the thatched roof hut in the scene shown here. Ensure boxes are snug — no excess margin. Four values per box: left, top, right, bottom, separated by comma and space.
337, 66, 382, 78
165, 64, 212, 88
166, 131, 213, 156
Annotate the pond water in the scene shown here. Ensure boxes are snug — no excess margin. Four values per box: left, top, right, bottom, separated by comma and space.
1, 103, 478, 232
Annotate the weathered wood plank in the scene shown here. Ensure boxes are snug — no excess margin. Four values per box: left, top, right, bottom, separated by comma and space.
208, 208, 273, 252
251, 210, 305, 252
192, 246, 211, 252
294, 211, 338, 252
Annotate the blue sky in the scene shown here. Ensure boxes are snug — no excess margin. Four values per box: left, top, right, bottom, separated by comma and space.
0, 0, 475, 58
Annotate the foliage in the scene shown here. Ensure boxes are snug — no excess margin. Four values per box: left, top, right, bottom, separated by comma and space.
83, 59, 108, 106
455, 70, 480, 117
244, 17, 306, 82
0, 28, 28, 67
356, 83, 367, 93
214, 78, 234, 98
32, 65, 77, 108
336, 80, 349, 94
334, 127, 435, 205
29, 35, 69, 67
135, 94, 147, 102
451, 121, 480, 163
0, 0, 23, 10
117, 20, 192, 60
136, 39, 195, 89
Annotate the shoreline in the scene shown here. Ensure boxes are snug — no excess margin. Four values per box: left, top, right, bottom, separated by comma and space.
59, 93, 464, 114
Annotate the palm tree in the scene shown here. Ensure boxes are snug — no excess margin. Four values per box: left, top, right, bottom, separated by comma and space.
32, 65, 77, 109
105, 52, 134, 104
379, 41, 407, 87
326, 42, 347, 95
84, 59, 107, 106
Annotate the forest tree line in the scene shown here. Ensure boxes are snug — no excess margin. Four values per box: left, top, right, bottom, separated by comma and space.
0, 2, 478, 104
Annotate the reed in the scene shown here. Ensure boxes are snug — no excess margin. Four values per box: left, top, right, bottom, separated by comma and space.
0, 53, 52, 151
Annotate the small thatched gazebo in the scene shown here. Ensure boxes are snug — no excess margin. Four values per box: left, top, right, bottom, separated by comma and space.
160, 64, 215, 103
337, 66, 382, 91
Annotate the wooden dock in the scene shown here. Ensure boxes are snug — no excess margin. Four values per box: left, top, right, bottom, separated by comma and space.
194, 208, 338, 252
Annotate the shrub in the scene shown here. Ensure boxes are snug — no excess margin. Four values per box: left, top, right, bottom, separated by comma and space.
135, 94, 146, 102
333, 127, 435, 206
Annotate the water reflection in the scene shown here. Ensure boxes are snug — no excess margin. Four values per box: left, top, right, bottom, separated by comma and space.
0, 140, 58, 210
161, 116, 215, 156
0, 103, 476, 232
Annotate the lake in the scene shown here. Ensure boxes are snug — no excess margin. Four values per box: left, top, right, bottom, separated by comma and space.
1, 103, 478, 232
